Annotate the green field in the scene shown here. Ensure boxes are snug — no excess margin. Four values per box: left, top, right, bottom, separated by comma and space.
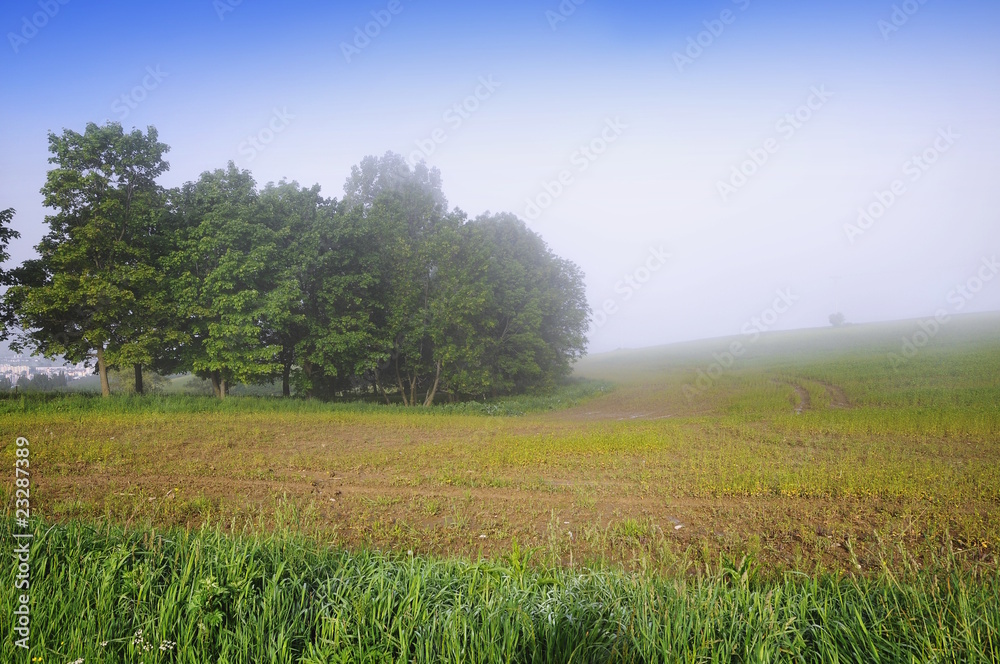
2, 313, 999, 661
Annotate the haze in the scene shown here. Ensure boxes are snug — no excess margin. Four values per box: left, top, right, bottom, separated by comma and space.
2, 0, 998, 353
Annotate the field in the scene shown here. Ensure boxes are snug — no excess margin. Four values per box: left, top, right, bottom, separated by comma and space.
2, 312, 999, 661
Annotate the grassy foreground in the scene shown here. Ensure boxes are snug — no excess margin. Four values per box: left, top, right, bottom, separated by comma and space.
3, 315, 998, 575
2, 518, 998, 663
2, 313, 999, 660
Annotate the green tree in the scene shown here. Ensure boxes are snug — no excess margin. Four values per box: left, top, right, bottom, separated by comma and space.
254, 181, 331, 397
167, 163, 281, 398
341, 154, 454, 405
288, 200, 388, 399
0, 208, 22, 340
334, 153, 590, 405
442, 212, 589, 399
0, 208, 20, 284
5, 123, 169, 396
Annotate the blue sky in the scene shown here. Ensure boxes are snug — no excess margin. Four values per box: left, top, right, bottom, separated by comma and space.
2, 0, 999, 352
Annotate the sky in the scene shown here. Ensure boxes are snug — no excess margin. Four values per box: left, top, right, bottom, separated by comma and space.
1, 0, 998, 353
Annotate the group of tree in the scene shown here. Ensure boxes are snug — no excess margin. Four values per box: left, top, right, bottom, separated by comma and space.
0, 122, 590, 402
0, 371, 70, 393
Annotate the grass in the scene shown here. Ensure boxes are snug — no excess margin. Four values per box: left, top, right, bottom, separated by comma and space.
0, 377, 611, 417
1, 311, 999, 659
1, 517, 997, 663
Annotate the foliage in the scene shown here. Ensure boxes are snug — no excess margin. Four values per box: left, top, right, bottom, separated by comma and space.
0, 378, 609, 417
4, 128, 590, 401
0, 518, 996, 663
0, 207, 20, 287
166, 163, 282, 397
4, 122, 171, 395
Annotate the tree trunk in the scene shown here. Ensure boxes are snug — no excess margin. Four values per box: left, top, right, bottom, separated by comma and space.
393, 356, 410, 406
302, 361, 314, 399
220, 377, 227, 399
282, 361, 291, 397
211, 370, 222, 399
423, 360, 442, 406
373, 368, 391, 405
134, 363, 144, 395
96, 345, 111, 397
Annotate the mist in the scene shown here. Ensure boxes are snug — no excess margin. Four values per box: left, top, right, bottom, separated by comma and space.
2, 0, 997, 354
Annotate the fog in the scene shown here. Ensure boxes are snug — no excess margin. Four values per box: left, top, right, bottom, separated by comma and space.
2, 0, 998, 353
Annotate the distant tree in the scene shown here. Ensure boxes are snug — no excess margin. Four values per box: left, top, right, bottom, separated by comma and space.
829, 312, 846, 328
0, 375, 12, 391
23, 371, 67, 392
109, 367, 167, 394
4, 122, 170, 396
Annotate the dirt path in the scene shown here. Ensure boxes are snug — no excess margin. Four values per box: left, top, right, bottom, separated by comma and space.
816, 380, 851, 408
792, 383, 811, 414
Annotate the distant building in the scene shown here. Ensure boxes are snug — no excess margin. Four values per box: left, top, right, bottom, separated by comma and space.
0, 361, 90, 386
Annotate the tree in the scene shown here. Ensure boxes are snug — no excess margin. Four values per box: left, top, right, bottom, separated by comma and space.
0, 208, 22, 340
829, 312, 846, 327
6, 137, 591, 403
254, 181, 330, 397
5, 123, 170, 396
290, 200, 388, 399
337, 154, 589, 405
445, 212, 589, 398
0, 208, 21, 285
109, 367, 167, 394
340, 154, 456, 405
167, 163, 281, 398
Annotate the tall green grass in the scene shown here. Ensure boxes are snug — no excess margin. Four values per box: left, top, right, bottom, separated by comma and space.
2, 518, 997, 663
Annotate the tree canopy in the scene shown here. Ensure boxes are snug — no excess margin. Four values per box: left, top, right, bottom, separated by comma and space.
5, 122, 170, 395
4, 125, 591, 403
